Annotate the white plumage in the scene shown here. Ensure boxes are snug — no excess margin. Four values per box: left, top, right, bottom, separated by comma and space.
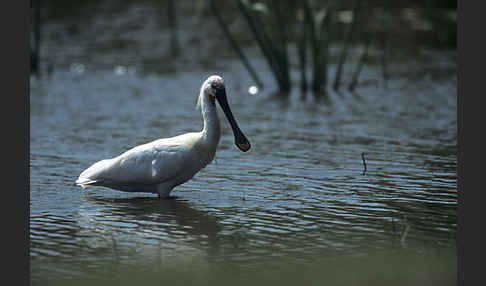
76, 75, 250, 198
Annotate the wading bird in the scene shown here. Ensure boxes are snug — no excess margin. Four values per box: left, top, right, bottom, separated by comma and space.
76, 75, 250, 198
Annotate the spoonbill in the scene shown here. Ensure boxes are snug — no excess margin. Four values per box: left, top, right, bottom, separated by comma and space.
76, 75, 251, 198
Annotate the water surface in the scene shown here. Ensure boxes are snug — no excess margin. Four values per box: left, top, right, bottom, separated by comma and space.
30, 60, 456, 284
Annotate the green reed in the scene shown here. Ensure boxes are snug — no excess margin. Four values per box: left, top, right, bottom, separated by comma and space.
210, 0, 368, 97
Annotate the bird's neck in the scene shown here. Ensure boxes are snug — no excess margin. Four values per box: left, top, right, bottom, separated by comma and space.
201, 98, 221, 149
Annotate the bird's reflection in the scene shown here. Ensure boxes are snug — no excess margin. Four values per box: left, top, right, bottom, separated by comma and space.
84, 195, 222, 239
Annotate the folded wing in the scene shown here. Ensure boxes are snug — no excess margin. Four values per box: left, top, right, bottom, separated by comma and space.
76, 136, 198, 191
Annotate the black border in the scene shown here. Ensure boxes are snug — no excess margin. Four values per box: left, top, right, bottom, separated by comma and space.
456, 0, 462, 282
458, 1, 482, 286
3, 0, 30, 285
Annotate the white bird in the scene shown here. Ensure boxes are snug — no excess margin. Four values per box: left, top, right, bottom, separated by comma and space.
76, 75, 250, 198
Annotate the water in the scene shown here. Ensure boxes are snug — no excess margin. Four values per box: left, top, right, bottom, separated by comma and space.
29, 63, 456, 284
30, 2, 456, 285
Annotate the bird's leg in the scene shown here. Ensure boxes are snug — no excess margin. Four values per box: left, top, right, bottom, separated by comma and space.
156, 184, 173, 199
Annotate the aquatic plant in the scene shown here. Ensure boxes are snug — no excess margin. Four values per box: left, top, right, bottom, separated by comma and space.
209, 0, 264, 88
302, 0, 332, 94
210, 0, 366, 97
236, 0, 292, 92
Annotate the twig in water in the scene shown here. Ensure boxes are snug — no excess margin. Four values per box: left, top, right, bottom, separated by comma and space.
398, 213, 410, 248
400, 224, 410, 248
361, 152, 367, 175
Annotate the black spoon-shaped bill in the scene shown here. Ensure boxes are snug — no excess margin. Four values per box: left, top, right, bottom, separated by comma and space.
215, 88, 251, 152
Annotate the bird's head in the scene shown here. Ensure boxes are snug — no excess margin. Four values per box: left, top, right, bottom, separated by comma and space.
198, 75, 225, 107
198, 75, 250, 152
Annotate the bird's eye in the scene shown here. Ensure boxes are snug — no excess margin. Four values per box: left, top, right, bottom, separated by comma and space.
211, 81, 223, 90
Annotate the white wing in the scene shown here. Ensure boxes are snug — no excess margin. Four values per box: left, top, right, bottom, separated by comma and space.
76, 133, 202, 190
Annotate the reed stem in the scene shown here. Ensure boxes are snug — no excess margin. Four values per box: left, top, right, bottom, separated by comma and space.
333, 0, 361, 92
381, 2, 390, 89
349, 35, 370, 92
302, 0, 320, 92
237, 0, 288, 92
210, 0, 264, 88
297, 15, 308, 92
168, 0, 180, 58
272, 0, 290, 92
316, 5, 332, 93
